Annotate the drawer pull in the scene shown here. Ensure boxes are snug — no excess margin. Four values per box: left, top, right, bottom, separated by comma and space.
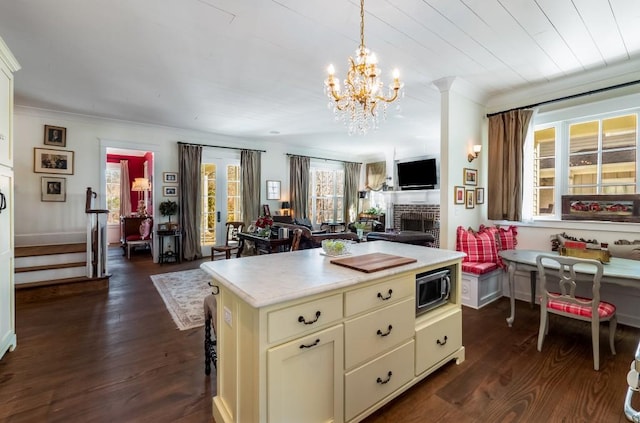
377, 289, 393, 301
436, 335, 448, 346
299, 339, 320, 349
376, 325, 393, 337
376, 371, 393, 385
298, 311, 321, 325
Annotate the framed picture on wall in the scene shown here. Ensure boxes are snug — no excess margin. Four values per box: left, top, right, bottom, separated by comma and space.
475, 187, 485, 204
463, 168, 477, 186
163, 172, 178, 183
41, 176, 66, 202
34, 148, 74, 175
44, 125, 66, 147
454, 186, 465, 205
163, 186, 177, 196
465, 189, 475, 209
266, 180, 281, 200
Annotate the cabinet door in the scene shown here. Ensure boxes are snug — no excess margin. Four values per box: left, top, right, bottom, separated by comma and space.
0, 168, 15, 359
268, 324, 344, 423
0, 64, 11, 167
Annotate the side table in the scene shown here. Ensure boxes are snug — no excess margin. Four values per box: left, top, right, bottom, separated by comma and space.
155, 229, 182, 264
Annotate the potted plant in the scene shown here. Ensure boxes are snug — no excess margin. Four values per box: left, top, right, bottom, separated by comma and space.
159, 200, 178, 228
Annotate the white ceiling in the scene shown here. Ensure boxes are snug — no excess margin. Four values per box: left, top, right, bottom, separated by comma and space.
1, 0, 640, 159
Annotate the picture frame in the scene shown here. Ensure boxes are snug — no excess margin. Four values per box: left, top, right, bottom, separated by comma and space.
263, 204, 271, 216
163, 172, 178, 183
475, 187, 485, 204
41, 176, 66, 202
158, 223, 169, 231
266, 180, 281, 200
163, 186, 177, 197
454, 186, 465, 205
44, 125, 66, 147
465, 189, 475, 209
463, 168, 478, 186
34, 148, 74, 175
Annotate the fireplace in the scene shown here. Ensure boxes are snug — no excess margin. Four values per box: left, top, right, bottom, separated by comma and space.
393, 204, 440, 247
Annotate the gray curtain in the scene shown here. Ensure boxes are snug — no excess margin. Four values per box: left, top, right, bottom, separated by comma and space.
344, 162, 362, 223
289, 155, 310, 219
119, 160, 131, 218
365, 161, 386, 191
241, 150, 261, 228
179, 143, 203, 260
487, 109, 534, 221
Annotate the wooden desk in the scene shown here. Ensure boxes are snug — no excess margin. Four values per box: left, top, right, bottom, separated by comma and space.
500, 249, 640, 327
236, 232, 291, 257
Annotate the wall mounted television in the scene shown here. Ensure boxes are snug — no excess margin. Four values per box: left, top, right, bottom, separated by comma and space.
396, 157, 439, 190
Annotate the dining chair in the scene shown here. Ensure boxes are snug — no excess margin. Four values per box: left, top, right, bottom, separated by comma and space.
211, 221, 244, 260
290, 228, 303, 251
536, 254, 617, 371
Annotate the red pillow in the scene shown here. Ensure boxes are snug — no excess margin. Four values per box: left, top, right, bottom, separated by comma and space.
456, 226, 498, 264
497, 225, 518, 251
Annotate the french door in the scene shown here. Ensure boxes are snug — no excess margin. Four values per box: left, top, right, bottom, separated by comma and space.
200, 156, 241, 255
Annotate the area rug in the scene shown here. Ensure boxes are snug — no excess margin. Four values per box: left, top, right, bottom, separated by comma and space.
150, 268, 213, 331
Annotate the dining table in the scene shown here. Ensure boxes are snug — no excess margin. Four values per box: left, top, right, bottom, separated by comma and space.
499, 249, 640, 327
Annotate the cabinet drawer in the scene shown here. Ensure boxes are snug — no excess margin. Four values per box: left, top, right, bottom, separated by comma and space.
415, 308, 462, 375
345, 274, 413, 317
344, 298, 414, 369
268, 293, 343, 344
345, 339, 414, 422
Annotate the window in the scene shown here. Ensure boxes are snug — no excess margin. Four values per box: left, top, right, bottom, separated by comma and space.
531, 108, 638, 218
308, 164, 344, 226
105, 162, 121, 224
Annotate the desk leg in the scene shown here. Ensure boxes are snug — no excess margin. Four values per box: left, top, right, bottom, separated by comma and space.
506, 261, 516, 327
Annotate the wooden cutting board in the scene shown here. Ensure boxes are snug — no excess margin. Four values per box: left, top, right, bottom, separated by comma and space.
330, 253, 417, 273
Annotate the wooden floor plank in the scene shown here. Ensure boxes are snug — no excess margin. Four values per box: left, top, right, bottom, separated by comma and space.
0, 247, 638, 422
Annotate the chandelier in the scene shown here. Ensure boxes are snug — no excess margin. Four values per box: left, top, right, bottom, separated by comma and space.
324, 0, 403, 135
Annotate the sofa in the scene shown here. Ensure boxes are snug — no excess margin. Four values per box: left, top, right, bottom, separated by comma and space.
273, 221, 360, 250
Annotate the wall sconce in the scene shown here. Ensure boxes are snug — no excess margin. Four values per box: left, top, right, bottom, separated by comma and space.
468, 145, 482, 162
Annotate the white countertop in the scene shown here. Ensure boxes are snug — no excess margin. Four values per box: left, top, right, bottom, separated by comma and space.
200, 241, 464, 308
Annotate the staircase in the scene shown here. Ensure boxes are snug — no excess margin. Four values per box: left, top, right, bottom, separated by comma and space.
15, 244, 109, 303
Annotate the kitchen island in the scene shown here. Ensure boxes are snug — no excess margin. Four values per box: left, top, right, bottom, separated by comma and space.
201, 240, 466, 423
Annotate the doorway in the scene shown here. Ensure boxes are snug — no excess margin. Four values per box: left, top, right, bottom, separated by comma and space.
201, 151, 241, 257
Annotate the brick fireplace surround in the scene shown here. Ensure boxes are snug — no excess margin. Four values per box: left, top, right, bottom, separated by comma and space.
392, 203, 440, 247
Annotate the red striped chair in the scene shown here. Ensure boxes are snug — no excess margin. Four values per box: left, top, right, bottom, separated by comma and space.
536, 254, 617, 371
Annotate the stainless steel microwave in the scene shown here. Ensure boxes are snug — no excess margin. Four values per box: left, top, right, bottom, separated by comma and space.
415, 268, 451, 316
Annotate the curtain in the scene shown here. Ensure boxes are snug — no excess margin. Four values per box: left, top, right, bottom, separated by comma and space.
487, 109, 534, 221
241, 150, 261, 228
119, 160, 132, 218
179, 143, 203, 261
289, 155, 310, 219
365, 161, 386, 191
344, 162, 362, 223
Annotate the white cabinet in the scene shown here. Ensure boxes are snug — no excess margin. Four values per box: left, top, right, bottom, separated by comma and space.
0, 37, 19, 361
268, 324, 344, 423
210, 259, 465, 423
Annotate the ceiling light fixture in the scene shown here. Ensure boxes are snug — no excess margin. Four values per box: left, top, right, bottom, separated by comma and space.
324, 0, 403, 135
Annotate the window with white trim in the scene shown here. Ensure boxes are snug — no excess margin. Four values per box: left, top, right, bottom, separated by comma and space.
531, 107, 638, 219
308, 162, 344, 226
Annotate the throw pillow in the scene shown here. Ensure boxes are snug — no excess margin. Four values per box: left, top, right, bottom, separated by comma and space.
456, 226, 498, 264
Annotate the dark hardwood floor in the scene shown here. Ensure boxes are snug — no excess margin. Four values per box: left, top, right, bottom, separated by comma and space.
1, 246, 639, 422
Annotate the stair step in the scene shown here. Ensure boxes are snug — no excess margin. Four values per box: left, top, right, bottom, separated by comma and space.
15, 261, 86, 273
15, 243, 86, 257
15, 275, 110, 303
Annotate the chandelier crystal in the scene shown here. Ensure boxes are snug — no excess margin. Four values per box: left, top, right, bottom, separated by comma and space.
324, 0, 403, 135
